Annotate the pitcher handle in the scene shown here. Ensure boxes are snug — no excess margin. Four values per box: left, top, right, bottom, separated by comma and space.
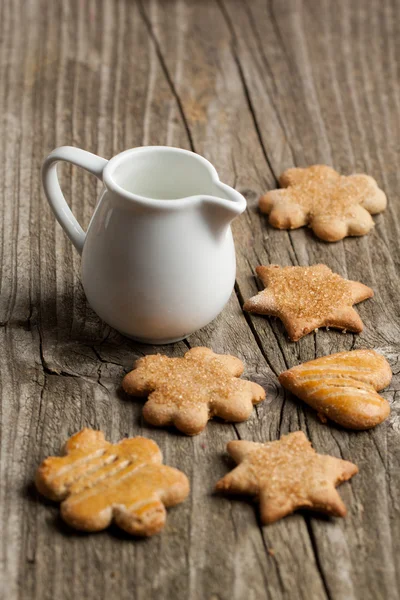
42, 146, 108, 255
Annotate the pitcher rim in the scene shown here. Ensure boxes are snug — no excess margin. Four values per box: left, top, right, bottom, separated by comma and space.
102, 145, 245, 209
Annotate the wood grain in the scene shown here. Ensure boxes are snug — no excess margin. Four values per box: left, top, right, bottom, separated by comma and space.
0, 0, 399, 599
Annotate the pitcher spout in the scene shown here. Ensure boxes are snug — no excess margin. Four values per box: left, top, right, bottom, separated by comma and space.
202, 183, 247, 233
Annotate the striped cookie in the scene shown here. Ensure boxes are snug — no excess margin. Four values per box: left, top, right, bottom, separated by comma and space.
279, 349, 392, 429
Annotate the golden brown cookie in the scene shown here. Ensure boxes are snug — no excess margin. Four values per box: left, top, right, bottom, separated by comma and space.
279, 349, 392, 429
35, 429, 189, 536
259, 165, 386, 241
122, 347, 265, 435
216, 431, 358, 524
243, 264, 373, 341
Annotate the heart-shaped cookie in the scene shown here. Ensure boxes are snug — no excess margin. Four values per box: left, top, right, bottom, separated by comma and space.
278, 350, 392, 429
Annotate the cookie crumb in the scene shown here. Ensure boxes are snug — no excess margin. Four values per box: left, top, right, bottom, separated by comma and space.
317, 412, 328, 424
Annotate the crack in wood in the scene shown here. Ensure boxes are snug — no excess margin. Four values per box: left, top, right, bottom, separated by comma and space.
305, 518, 332, 600
232, 423, 241, 440
233, 281, 281, 378
238, 0, 297, 166
216, 0, 279, 184
88, 346, 127, 370
136, 0, 196, 152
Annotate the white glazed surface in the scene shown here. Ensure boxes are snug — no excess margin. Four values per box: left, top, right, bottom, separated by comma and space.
42, 146, 246, 344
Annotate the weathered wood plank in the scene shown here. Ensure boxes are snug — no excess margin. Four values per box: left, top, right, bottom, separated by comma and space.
218, 1, 400, 599
0, 0, 399, 599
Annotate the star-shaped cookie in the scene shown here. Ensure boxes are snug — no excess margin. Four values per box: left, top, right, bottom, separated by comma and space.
122, 347, 266, 435
216, 431, 358, 524
243, 264, 373, 341
259, 165, 387, 241
35, 429, 190, 536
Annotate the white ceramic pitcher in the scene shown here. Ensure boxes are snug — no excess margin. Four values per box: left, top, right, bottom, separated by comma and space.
42, 146, 246, 344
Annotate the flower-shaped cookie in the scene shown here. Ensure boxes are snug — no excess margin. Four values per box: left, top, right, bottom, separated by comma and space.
243, 264, 373, 341
216, 431, 358, 524
35, 429, 190, 536
259, 165, 387, 241
122, 347, 266, 435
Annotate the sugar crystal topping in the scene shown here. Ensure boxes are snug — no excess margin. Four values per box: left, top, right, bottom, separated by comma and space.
245, 433, 327, 500
282, 166, 374, 218
137, 354, 237, 408
266, 265, 352, 319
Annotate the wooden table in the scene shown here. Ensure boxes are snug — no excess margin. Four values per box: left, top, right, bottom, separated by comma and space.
1, 1, 399, 598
